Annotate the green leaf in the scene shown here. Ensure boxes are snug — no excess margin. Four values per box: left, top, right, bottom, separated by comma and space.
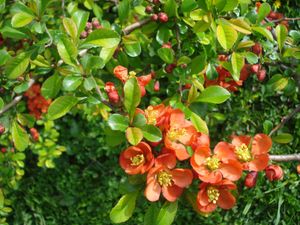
132, 113, 147, 128
273, 133, 293, 144
257, 3, 271, 24
63, 75, 83, 91
118, 0, 130, 24
72, 10, 89, 35
11, 12, 35, 28
157, 48, 174, 64
126, 127, 143, 146
41, 73, 62, 99
141, 125, 162, 142
231, 52, 245, 81
190, 112, 208, 135
100, 46, 118, 66
237, 40, 255, 49
57, 38, 78, 66
206, 63, 218, 80
252, 27, 273, 42
0, 98, 4, 110
267, 74, 288, 91
156, 201, 178, 225
83, 77, 96, 91
0, 49, 11, 66
181, 0, 197, 12
144, 204, 160, 225
110, 192, 138, 224
263, 120, 273, 134
36, 0, 49, 16
0, 189, 4, 209
196, 86, 231, 104
108, 114, 129, 132
123, 35, 141, 57
188, 55, 206, 75
222, 0, 238, 12
47, 96, 78, 120
164, 0, 178, 17
228, 18, 252, 34
63, 17, 78, 40
83, 28, 120, 48
5, 52, 30, 79
216, 24, 238, 50
11, 121, 29, 151
244, 52, 258, 64
0, 26, 29, 39
156, 27, 172, 45
124, 78, 141, 121
16, 113, 35, 128
275, 24, 287, 52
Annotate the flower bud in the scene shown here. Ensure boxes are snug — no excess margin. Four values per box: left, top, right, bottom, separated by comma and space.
145, 6, 153, 14
1, 148, 6, 153
165, 64, 176, 73
158, 12, 168, 23
265, 165, 284, 181
30, 128, 39, 142
92, 19, 100, 28
113, 65, 128, 83
0, 125, 5, 135
244, 171, 258, 188
297, 165, 300, 174
154, 81, 160, 92
85, 22, 92, 30
256, 69, 266, 81
250, 64, 261, 74
252, 43, 262, 56
153, 0, 160, 4
162, 42, 172, 49
151, 14, 158, 21
80, 31, 88, 39
105, 82, 120, 104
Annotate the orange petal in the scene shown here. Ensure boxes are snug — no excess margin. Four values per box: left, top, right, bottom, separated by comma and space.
197, 185, 209, 206
155, 153, 177, 169
162, 185, 183, 202
197, 202, 217, 213
214, 142, 236, 162
199, 170, 222, 184
192, 146, 211, 166
251, 134, 272, 155
144, 179, 161, 202
170, 110, 185, 127
219, 160, 243, 181
217, 190, 236, 209
171, 169, 193, 188
231, 135, 251, 147
248, 154, 269, 171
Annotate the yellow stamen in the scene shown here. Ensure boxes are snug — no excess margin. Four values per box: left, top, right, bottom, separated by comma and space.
235, 143, 252, 162
130, 154, 145, 166
157, 171, 173, 186
206, 156, 220, 171
145, 106, 158, 125
129, 71, 136, 77
167, 128, 187, 142
207, 186, 220, 204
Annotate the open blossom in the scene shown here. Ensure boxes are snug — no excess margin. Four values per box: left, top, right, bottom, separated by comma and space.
191, 142, 242, 184
197, 179, 237, 213
119, 142, 154, 175
144, 153, 193, 202
265, 165, 284, 181
230, 134, 272, 171
164, 110, 197, 160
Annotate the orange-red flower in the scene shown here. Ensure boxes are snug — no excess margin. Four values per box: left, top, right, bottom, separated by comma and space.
113, 65, 128, 83
190, 132, 210, 150
119, 142, 154, 175
105, 82, 120, 104
144, 153, 193, 202
191, 142, 242, 183
231, 134, 272, 171
197, 179, 236, 213
244, 171, 258, 188
164, 109, 197, 160
265, 165, 284, 181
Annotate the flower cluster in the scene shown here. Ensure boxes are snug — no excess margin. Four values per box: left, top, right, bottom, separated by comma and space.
118, 104, 278, 213
24, 84, 51, 119
80, 19, 102, 39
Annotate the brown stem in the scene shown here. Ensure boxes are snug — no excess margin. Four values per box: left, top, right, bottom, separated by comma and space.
0, 78, 35, 117
269, 154, 300, 162
123, 18, 151, 35
269, 105, 300, 136
91, 76, 114, 110
268, 17, 300, 23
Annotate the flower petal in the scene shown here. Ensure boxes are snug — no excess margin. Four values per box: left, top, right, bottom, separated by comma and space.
199, 170, 222, 184
144, 179, 161, 202
192, 146, 211, 166
197, 202, 217, 213
248, 154, 269, 171
171, 169, 193, 188
251, 134, 272, 155
155, 153, 177, 169
162, 185, 183, 202
219, 160, 243, 181
214, 142, 236, 162
217, 190, 236, 210
231, 135, 251, 147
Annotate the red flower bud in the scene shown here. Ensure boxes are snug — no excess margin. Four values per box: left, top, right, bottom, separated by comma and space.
165, 64, 176, 73
1, 148, 6, 153
162, 42, 172, 49
30, 128, 39, 142
180, 63, 187, 69
265, 165, 284, 181
218, 54, 228, 61
85, 22, 92, 30
113, 65, 128, 83
137, 74, 152, 86
252, 43, 262, 56
0, 125, 5, 135
153, 0, 160, 4
158, 12, 168, 23
150, 71, 156, 78
92, 19, 100, 28
87, 29, 93, 34
154, 81, 160, 92
297, 165, 300, 174
105, 82, 120, 104
240, 64, 251, 81
256, 69, 266, 81
80, 31, 88, 39
145, 6, 153, 14
244, 171, 258, 188
250, 64, 261, 74
151, 14, 158, 21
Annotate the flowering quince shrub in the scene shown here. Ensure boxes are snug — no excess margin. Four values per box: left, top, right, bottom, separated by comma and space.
0, 0, 299, 224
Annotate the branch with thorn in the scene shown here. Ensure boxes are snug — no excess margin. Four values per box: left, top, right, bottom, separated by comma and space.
270, 154, 300, 162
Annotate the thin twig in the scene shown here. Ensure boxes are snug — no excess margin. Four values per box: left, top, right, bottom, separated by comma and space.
270, 154, 300, 162
175, 25, 181, 53
0, 79, 35, 117
91, 76, 113, 110
44, 26, 53, 48
267, 17, 300, 23
269, 105, 300, 136
62, 0, 65, 16
123, 18, 151, 35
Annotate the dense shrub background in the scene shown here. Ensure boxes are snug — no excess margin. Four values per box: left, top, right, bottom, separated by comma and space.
8, 76, 300, 225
